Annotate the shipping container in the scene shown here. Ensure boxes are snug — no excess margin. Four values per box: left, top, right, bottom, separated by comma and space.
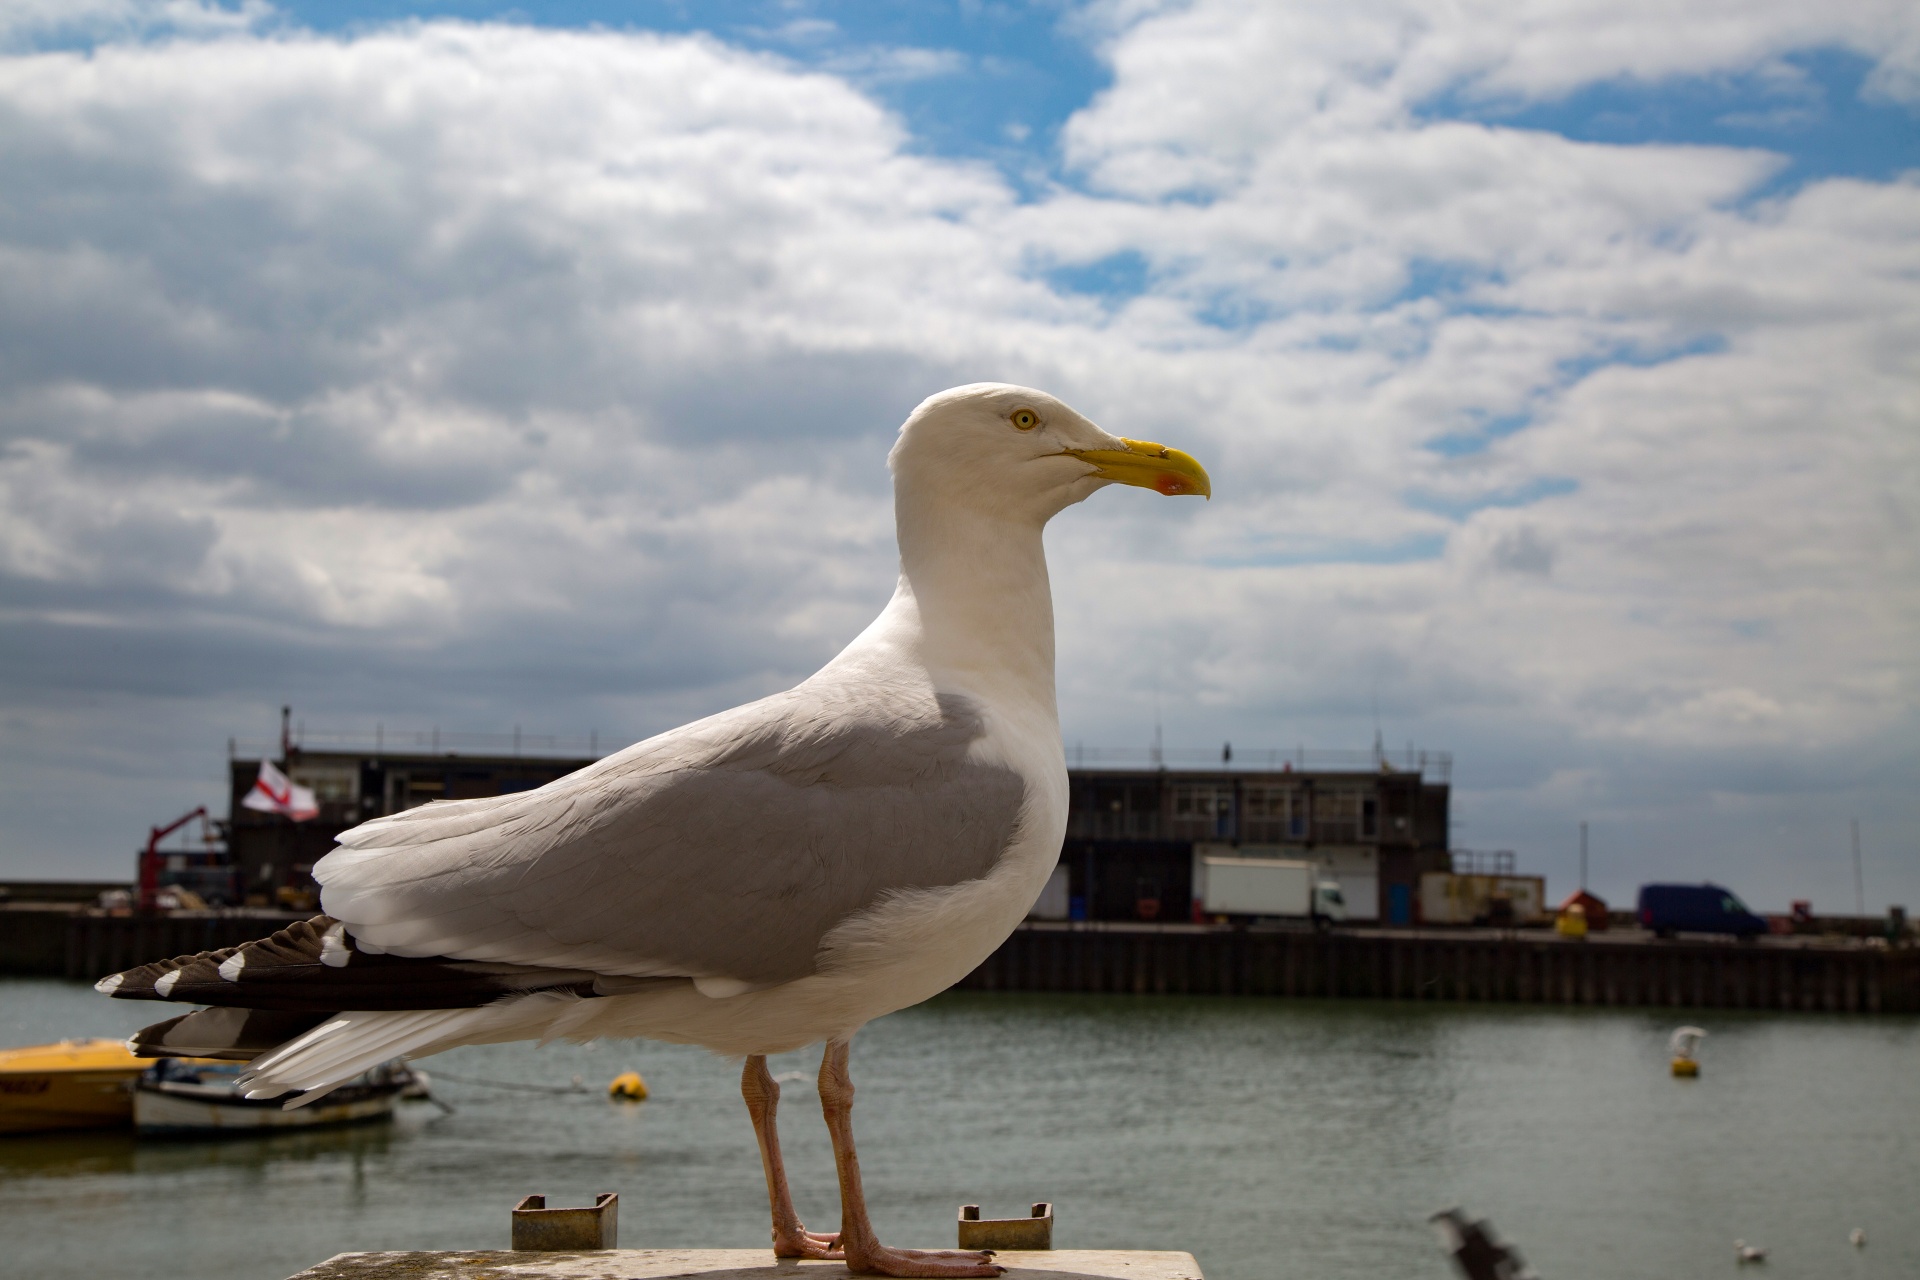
1418, 872, 1548, 925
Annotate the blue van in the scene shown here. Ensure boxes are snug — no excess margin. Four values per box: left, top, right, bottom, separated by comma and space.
1637, 883, 1768, 938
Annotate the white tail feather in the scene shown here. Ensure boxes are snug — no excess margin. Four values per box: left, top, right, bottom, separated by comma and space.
238, 1000, 545, 1106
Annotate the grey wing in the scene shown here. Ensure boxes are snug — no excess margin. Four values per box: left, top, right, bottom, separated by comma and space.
314, 684, 1028, 987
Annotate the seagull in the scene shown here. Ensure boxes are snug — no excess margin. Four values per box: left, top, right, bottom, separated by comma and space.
1428, 1207, 1539, 1280
1735, 1239, 1767, 1264
97, 383, 1209, 1279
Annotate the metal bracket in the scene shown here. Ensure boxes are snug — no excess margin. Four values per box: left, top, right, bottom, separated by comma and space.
958, 1202, 1053, 1251
512, 1193, 618, 1251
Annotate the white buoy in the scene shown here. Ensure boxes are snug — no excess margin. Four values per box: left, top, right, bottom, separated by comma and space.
1670, 1025, 1707, 1077
1850, 1227, 1866, 1248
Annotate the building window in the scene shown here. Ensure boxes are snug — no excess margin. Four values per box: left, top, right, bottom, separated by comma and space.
1241, 784, 1303, 842
1169, 784, 1235, 839
290, 765, 357, 807
1314, 789, 1369, 844
1072, 782, 1164, 839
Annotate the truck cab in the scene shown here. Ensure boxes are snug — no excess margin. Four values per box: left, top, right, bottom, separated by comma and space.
1637, 883, 1767, 939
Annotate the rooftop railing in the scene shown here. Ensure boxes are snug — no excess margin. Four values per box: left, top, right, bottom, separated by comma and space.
231, 729, 1451, 781
1066, 745, 1452, 782
231, 727, 606, 760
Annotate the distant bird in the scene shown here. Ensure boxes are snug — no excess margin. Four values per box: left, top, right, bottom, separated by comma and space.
1429, 1208, 1539, 1280
1735, 1239, 1767, 1264
1850, 1227, 1866, 1248
96, 384, 1209, 1279
1668, 1025, 1707, 1059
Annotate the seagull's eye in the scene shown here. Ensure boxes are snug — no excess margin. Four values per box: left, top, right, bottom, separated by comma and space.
1010, 408, 1040, 431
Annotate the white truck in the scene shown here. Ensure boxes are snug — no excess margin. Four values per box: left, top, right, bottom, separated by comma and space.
1199, 856, 1348, 924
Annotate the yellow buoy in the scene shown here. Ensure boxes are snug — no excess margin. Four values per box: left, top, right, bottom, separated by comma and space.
1671, 1058, 1699, 1078
608, 1071, 648, 1101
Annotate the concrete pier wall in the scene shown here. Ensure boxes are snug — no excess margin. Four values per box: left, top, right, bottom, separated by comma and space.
959, 924, 1920, 1014
9, 911, 1915, 1015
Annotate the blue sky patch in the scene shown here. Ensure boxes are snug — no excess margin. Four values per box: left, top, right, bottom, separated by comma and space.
1555, 334, 1728, 386
1042, 250, 1151, 304
1191, 289, 1273, 332
1425, 411, 1535, 458
1397, 256, 1502, 304
1405, 476, 1578, 522
1421, 48, 1920, 198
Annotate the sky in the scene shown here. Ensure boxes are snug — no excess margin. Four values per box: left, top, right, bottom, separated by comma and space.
0, 0, 1915, 911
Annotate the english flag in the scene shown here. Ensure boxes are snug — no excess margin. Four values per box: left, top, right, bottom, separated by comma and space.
241, 759, 320, 821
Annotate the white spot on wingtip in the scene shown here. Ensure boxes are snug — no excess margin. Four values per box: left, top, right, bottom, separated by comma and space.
320, 922, 351, 968
94, 973, 123, 994
217, 951, 246, 981
154, 970, 180, 997
693, 975, 754, 999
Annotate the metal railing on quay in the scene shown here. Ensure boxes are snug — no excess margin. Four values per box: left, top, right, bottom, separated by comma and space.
1065, 744, 1452, 781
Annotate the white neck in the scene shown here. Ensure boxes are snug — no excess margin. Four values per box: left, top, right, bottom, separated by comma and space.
826, 487, 1059, 724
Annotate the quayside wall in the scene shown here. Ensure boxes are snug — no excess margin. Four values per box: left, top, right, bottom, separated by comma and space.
0, 910, 301, 981
6, 911, 1917, 1015
957, 924, 1920, 1014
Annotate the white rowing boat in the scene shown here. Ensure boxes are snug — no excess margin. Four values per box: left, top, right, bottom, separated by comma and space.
133, 1059, 417, 1135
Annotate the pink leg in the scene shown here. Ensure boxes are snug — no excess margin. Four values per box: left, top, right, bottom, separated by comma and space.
818, 1039, 1004, 1278
741, 1055, 840, 1259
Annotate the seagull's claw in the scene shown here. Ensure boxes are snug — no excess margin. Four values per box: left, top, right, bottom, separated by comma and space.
843, 1244, 1003, 1277
772, 1226, 842, 1259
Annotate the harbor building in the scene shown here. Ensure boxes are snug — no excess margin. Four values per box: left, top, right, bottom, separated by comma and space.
226, 737, 594, 909
1055, 748, 1451, 925
224, 736, 1449, 924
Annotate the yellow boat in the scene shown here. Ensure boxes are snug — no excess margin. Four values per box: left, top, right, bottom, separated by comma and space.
0, 1039, 144, 1135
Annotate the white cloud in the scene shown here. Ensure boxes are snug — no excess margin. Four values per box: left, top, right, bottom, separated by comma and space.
0, 5, 1914, 909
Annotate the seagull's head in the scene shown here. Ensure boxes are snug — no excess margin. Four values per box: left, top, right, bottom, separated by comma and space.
889, 383, 1210, 526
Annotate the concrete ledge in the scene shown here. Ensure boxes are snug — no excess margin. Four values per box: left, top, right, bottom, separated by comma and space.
285, 1249, 1203, 1280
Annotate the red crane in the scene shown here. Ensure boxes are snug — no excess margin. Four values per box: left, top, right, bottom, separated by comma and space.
139, 806, 209, 915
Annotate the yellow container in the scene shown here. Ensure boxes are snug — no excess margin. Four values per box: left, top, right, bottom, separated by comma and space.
607, 1071, 648, 1101
1671, 1058, 1699, 1078
1555, 904, 1589, 938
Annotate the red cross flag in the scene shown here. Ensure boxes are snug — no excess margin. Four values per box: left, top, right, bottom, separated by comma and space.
241, 759, 320, 821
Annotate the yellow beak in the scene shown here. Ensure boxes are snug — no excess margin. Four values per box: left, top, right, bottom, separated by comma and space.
1063, 437, 1211, 499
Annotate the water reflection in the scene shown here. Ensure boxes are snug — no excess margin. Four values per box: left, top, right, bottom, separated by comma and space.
0, 1106, 424, 1179
2, 980, 1916, 1280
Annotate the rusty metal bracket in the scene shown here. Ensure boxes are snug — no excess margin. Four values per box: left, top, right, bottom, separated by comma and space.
958, 1202, 1052, 1251
512, 1193, 618, 1251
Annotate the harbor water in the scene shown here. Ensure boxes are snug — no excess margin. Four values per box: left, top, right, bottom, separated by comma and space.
2, 976, 1915, 1279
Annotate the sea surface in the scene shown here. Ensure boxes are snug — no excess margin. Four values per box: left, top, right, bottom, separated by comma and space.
2, 977, 1915, 1280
